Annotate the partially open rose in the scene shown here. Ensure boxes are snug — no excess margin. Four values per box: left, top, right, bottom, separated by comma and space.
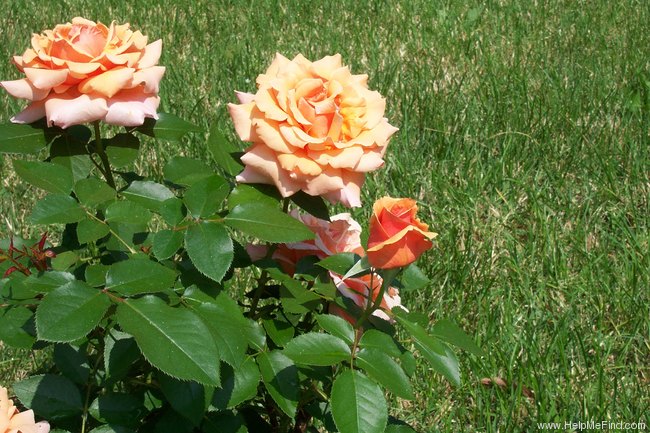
1, 17, 164, 128
367, 197, 437, 269
228, 53, 398, 207
1, 386, 49, 433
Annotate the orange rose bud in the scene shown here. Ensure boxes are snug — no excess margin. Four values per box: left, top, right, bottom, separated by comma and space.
366, 197, 437, 269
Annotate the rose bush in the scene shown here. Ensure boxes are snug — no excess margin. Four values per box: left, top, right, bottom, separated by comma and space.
0, 386, 49, 433
228, 53, 398, 207
0, 19, 481, 433
0, 17, 164, 128
367, 196, 437, 269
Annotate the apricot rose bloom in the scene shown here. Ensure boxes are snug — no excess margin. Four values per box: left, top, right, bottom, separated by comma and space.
367, 197, 437, 269
1, 386, 49, 433
1, 17, 164, 128
246, 212, 403, 321
228, 53, 398, 207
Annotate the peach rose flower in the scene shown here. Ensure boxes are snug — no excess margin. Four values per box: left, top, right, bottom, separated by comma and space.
1, 17, 164, 128
228, 53, 398, 207
1, 386, 50, 433
367, 197, 437, 269
247, 211, 403, 321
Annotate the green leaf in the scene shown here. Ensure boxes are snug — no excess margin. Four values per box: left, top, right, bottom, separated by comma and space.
185, 293, 250, 366
342, 256, 372, 280
36, 281, 111, 342
0, 123, 50, 154
316, 314, 355, 345
0, 307, 35, 348
13, 160, 74, 194
358, 329, 402, 358
54, 344, 90, 385
279, 283, 321, 315
153, 229, 184, 260
183, 175, 230, 218
51, 251, 78, 271
202, 411, 248, 433
163, 156, 213, 187
398, 264, 429, 292
185, 222, 233, 283
257, 351, 299, 418
104, 330, 140, 384
122, 180, 175, 211
331, 369, 388, 433
431, 319, 483, 357
207, 124, 243, 176
115, 296, 221, 386
400, 351, 417, 377
13, 374, 83, 420
283, 333, 350, 366
228, 184, 280, 209
105, 133, 140, 168
290, 190, 330, 221
105, 259, 177, 296
159, 197, 185, 226
105, 201, 151, 225
263, 316, 295, 347
317, 252, 359, 275
30, 194, 85, 225
159, 375, 210, 427
22, 271, 75, 293
85, 264, 109, 287
225, 202, 314, 243
355, 348, 414, 400
77, 218, 110, 244
211, 358, 260, 409
393, 308, 460, 386
74, 178, 116, 207
135, 113, 201, 142
89, 393, 144, 426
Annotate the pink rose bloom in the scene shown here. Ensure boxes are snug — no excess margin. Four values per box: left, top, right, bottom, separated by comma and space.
228, 53, 398, 207
1, 386, 50, 433
247, 211, 403, 321
1, 17, 164, 128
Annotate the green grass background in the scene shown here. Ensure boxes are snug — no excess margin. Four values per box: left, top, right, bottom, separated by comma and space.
1, 0, 649, 431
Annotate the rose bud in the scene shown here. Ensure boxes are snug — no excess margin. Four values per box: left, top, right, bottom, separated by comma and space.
366, 197, 437, 269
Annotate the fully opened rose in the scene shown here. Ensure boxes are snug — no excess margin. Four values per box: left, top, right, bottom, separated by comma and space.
228, 53, 398, 207
1, 386, 49, 433
1, 17, 164, 128
367, 197, 437, 269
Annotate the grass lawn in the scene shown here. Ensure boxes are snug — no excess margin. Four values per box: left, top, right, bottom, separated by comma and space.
1, 0, 648, 431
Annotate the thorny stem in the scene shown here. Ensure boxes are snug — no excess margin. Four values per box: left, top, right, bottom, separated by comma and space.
93, 121, 116, 189
81, 351, 104, 433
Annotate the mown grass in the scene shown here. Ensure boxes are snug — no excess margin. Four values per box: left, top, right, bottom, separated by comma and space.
1, 0, 649, 431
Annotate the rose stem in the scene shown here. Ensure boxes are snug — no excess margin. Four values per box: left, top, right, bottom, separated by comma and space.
93, 121, 117, 189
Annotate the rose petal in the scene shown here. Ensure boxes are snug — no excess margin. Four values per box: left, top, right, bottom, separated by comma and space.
137, 39, 162, 69
24, 68, 68, 90
45, 93, 109, 128
105, 90, 159, 126
78, 67, 135, 98
255, 119, 297, 153
11, 100, 46, 124
239, 144, 302, 197
1, 79, 49, 101
130, 66, 165, 93
228, 102, 258, 141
